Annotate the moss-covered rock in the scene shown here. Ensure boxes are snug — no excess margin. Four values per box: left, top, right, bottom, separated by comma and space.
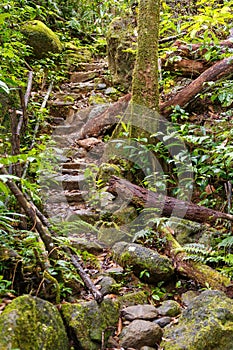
106, 15, 137, 89
61, 298, 120, 350
21, 20, 62, 58
112, 242, 174, 283
0, 295, 69, 350
157, 300, 181, 317
161, 290, 233, 350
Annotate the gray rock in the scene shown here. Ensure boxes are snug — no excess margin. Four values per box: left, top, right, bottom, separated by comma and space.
96, 83, 107, 90
181, 290, 200, 306
69, 237, 105, 254
140, 347, 157, 350
161, 290, 233, 350
112, 242, 174, 283
122, 305, 158, 321
98, 276, 118, 295
0, 295, 69, 350
61, 298, 120, 350
104, 87, 118, 95
120, 319, 163, 349
157, 300, 181, 317
153, 316, 172, 327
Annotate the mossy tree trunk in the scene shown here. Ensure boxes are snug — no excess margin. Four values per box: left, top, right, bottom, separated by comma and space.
132, 0, 160, 111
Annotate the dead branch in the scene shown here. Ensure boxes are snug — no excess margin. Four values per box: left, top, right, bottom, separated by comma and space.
0, 165, 103, 302
78, 93, 132, 139
108, 176, 233, 225
160, 55, 233, 116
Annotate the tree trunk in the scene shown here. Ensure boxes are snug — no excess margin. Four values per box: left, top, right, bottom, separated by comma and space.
108, 176, 233, 225
132, 0, 160, 110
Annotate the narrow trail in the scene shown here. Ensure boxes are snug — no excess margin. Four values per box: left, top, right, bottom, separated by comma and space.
43, 60, 119, 225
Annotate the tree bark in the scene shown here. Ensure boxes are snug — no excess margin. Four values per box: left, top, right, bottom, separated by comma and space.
108, 176, 233, 225
160, 55, 233, 116
132, 0, 160, 110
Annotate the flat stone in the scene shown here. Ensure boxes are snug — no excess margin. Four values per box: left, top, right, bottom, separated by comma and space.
61, 161, 86, 170
53, 123, 84, 135
70, 70, 100, 83
77, 137, 103, 150
120, 320, 163, 349
122, 305, 158, 321
51, 174, 86, 191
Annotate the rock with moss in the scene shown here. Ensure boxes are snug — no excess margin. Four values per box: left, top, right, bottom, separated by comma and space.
117, 291, 148, 307
0, 295, 69, 350
21, 20, 62, 58
161, 290, 233, 350
106, 15, 137, 89
157, 300, 181, 317
61, 298, 120, 350
112, 242, 174, 283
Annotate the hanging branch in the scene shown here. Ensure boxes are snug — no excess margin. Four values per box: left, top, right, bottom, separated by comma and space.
22, 81, 53, 179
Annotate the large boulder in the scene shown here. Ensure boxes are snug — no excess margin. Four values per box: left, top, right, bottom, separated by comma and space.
61, 298, 120, 350
112, 242, 174, 283
21, 20, 62, 58
161, 290, 233, 350
0, 295, 69, 350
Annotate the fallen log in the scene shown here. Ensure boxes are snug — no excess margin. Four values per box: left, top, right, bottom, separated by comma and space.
160, 55, 233, 116
160, 226, 232, 293
78, 93, 132, 139
162, 58, 207, 76
108, 176, 233, 225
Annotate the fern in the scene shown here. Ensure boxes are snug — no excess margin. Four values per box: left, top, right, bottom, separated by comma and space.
217, 236, 233, 249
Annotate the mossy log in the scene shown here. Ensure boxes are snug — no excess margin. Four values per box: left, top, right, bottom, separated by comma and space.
160, 226, 231, 292
108, 176, 233, 225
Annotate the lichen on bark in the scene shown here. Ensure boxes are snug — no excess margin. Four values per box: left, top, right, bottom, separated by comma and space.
132, 0, 160, 111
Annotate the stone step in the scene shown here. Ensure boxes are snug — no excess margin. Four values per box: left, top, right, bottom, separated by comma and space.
61, 161, 87, 170
52, 174, 87, 191
52, 123, 84, 136
76, 62, 107, 72
45, 190, 88, 204
70, 70, 101, 83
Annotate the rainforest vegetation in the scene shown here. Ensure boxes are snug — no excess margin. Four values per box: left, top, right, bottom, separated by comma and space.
1, 0, 233, 313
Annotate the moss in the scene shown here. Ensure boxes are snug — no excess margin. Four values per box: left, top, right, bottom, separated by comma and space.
61, 299, 120, 350
132, 0, 160, 110
21, 20, 62, 58
113, 242, 174, 283
161, 291, 233, 350
0, 295, 69, 350
117, 291, 148, 307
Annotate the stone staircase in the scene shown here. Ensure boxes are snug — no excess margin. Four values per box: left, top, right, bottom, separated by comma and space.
41, 60, 115, 226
